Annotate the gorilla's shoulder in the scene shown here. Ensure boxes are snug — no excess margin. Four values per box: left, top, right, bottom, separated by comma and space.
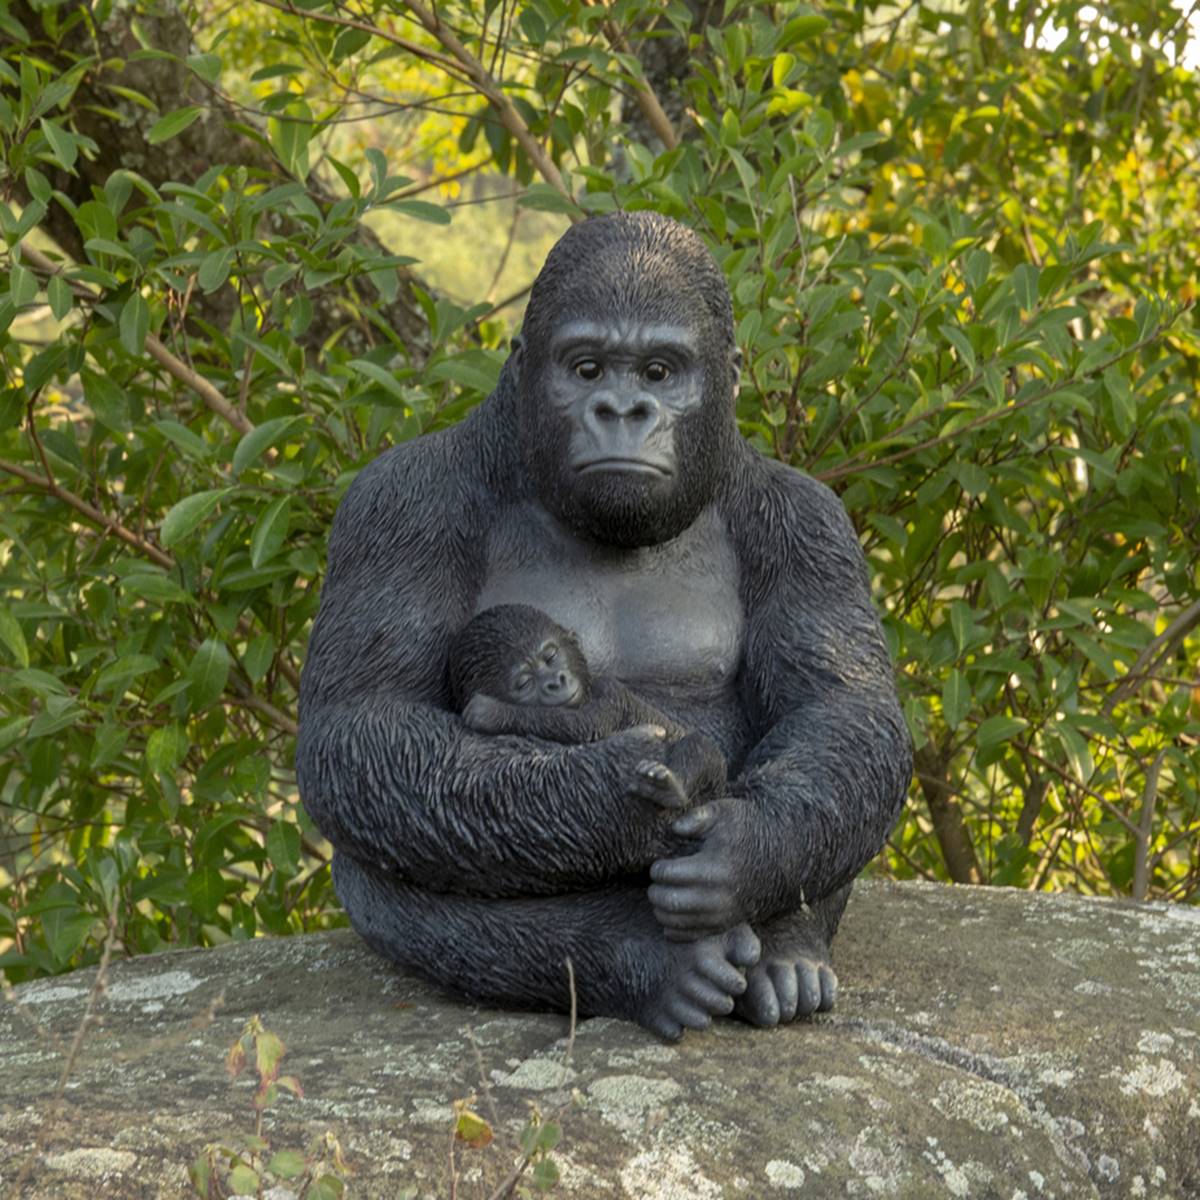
733, 449, 856, 544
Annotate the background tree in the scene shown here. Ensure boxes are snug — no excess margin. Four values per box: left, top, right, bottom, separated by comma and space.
1, 0, 1197, 983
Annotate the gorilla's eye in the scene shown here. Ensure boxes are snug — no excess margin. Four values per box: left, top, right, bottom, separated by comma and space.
643, 361, 671, 383
574, 359, 602, 381
542, 643, 558, 665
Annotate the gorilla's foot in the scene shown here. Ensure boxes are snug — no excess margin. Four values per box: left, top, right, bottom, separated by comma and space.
639, 924, 760, 1041
735, 929, 837, 1027
630, 760, 690, 810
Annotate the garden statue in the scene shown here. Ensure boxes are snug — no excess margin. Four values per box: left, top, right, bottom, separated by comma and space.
296, 211, 912, 1039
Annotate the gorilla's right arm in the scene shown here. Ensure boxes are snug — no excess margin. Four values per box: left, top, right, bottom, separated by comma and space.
296, 433, 672, 898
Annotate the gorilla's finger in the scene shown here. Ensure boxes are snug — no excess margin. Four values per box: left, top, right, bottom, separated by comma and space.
725, 925, 761, 968
669, 805, 719, 837
649, 856, 732, 886
693, 952, 748, 996
678, 974, 737, 1014
768, 962, 799, 1023
666, 996, 713, 1030
818, 964, 838, 1012
648, 885, 730, 916
632, 763, 690, 809
739, 970, 780, 1027
795, 959, 822, 1016
646, 1011, 685, 1042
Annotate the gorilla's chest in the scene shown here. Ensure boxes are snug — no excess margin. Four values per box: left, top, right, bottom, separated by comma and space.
477, 503, 743, 702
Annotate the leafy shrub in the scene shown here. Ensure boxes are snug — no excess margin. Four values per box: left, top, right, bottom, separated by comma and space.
1, 0, 1197, 981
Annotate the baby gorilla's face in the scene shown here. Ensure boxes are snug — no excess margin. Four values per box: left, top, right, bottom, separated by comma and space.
507, 638, 583, 707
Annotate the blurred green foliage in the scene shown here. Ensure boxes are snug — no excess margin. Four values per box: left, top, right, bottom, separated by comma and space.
1, 0, 1197, 982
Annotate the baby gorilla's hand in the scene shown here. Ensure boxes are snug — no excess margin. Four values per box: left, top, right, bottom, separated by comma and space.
630, 760, 692, 810
462, 693, 507, 733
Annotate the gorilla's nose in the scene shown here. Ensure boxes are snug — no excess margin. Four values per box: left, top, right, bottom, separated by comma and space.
588, 391, 660, 427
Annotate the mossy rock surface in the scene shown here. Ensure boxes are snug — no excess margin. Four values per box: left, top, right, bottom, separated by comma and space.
3, 880, 1198, 1198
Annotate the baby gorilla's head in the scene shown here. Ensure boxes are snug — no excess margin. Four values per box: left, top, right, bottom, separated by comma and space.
449, 605, 590, 710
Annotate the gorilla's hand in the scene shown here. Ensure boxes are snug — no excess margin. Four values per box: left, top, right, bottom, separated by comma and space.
647, 798, 751, 941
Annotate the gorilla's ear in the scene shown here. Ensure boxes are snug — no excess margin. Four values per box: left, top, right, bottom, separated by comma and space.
731, 348, 743, 397
511, 334, 525, 375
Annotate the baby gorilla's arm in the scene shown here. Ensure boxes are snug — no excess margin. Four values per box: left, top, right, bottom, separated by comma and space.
462, 685, 640, 743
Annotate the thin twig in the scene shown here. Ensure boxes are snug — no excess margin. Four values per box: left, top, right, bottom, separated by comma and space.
1104, 597, 1200, 715
1131, 749, 1167, 901
56, 913, 119, 1099
588, 7, 679, 150
17, 241, 253, 437
0, 457, 175, 569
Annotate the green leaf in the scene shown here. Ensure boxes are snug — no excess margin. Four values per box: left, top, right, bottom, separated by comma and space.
46, 274, 72, 320
232, 416, 304, 477
266, 820, 300, 873
781, 14, 829, 44
942, 669, 970, 730
147, 106, 203, 145
1012, 263, 1039, 312
0, 608, 29, 667
39, 118, 77, 169
82, 369, 130, 432
380, 199, 451, 225
197, 246, 234, 293
269, 100, 313, 181
9, 263, 37, 307
349, 359, 407, 403
308, 1177, 345, 1200
95, 653, 159, 694
146, 723, 188, 777
187, 638, 231, 711
250, 496, 291, 568
91, 724, 130, 770
120, 572, 193, 604
1055, 721, 1095, 784
243, 634, 276, 683
160, 488, 231, 547
949, 602, 975, 654
255, 1029, 286, 1079
267, 1149, 306, 1180
976, 714, 1027, 751
119, 293, 150, 355
187, 53, 222, 84
227, 1163, 259, 1193
187, 867, 226, 918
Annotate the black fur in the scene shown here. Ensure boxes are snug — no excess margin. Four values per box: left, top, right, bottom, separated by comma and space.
297, 211, 912, 1038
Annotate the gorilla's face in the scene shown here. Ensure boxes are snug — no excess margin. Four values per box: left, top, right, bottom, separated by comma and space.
513, 213, 741, 549
516, 317, 740, 549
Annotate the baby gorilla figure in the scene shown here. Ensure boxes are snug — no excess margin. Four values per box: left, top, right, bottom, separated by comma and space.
449, 604, 727, 811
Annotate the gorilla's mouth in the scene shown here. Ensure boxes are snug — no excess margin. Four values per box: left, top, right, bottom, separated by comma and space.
576, 458, 673, 476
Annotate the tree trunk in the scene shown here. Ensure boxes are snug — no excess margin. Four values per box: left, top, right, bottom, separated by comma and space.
8, 0, 431, 361
914, 743, 983, 884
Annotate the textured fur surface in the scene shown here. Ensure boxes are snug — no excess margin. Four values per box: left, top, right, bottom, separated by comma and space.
296, 212, 912, 1035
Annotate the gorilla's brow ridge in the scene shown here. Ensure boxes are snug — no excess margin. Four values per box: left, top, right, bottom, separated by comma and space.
550, 320, 700, 361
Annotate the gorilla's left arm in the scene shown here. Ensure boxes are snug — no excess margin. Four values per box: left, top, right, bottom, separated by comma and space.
649, 462, 912, 936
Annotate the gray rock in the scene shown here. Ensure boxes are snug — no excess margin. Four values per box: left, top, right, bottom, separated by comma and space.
2, 880, 1198, 1199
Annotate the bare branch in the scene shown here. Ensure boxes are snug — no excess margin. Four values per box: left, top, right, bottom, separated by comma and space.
17, 242, 254, 437
0, 457, 175, 570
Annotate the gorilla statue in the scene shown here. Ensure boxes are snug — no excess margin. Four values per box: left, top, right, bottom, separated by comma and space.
296, 211, 912, 1040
